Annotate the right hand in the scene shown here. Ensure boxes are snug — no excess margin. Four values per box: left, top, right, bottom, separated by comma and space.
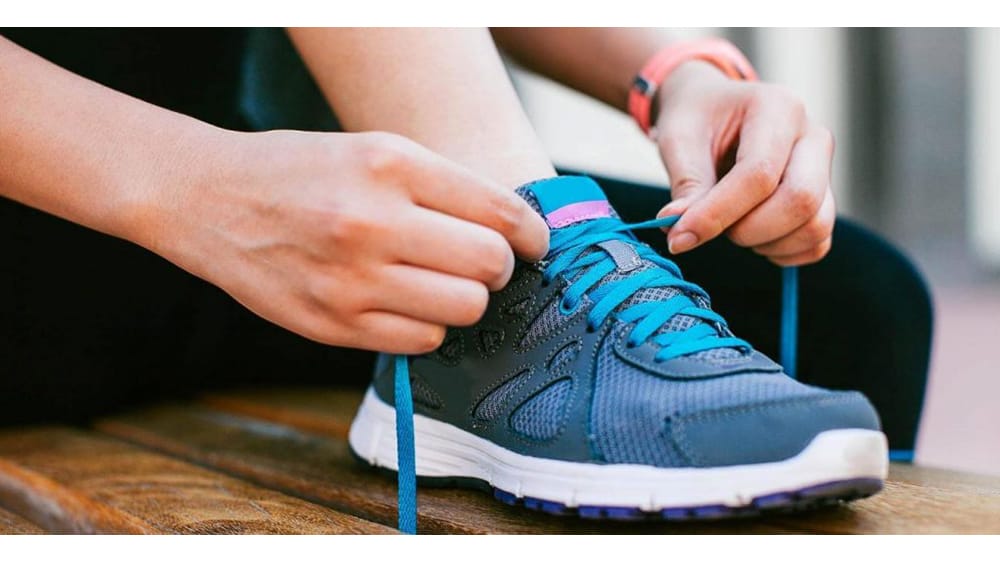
144, 129, 550, 354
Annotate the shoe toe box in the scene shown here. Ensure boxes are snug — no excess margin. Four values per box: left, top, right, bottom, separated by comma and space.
671, 390, 881, 467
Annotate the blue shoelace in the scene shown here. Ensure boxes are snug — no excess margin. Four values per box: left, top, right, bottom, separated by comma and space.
390, 214, 799, 533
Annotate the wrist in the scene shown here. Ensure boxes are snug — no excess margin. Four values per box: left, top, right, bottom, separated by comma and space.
651, 60, 729, 125
628, 38, 757, 135
120, 122, 236, 260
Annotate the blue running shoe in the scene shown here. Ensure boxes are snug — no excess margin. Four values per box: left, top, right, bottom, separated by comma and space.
349, 175, 887, 523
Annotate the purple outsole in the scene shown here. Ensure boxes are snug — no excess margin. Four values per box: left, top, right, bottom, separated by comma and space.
491, 477, 883, 521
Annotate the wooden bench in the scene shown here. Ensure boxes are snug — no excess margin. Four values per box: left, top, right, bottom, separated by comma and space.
0, 387, 997, 534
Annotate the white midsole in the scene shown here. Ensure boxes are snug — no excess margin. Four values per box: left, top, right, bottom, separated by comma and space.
348, 387, 888, 510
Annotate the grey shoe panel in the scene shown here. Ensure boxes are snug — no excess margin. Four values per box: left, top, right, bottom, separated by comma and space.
672, 391, 881, 467
373, 263, 614, 463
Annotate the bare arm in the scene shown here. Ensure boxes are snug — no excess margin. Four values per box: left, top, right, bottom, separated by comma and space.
491, 27, 670, 112
0, 34, 545, 353
0, 35, 218, 252
288, 27, 555, 189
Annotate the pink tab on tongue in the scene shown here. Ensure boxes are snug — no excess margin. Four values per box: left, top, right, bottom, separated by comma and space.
524, 175, 613, 229
545, 200, 612, 228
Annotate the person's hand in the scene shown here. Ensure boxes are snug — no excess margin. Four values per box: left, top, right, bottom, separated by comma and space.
653, 60, 836, 266
145, 129, 549, 354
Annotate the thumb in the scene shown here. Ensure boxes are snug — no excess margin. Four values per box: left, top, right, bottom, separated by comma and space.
655, 128, 717, 252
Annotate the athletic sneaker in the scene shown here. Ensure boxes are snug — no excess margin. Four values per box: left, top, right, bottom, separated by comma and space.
349, 175, 887, 524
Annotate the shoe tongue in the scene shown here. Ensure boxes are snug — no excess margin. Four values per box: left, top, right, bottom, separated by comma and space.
516, 176, 616, 230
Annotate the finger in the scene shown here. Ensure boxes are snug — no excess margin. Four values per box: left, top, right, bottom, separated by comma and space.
766, 236, 833, 267
751, 189, 836, 257
353, 310, 447, 355
395, 207, 515, 291
375, 263, 490, 328
396, 141, 550, 261
726, 125, 835, 248
668, 90, 807, 254
655, 115, 717, 218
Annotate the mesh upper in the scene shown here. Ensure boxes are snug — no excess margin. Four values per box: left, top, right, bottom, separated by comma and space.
590, 332, 828, 466
410, 372, 444, 410
510, 378, 573, 440
474, 370, 531, 422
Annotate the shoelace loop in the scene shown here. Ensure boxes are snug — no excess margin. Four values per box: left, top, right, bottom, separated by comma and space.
390, 212, 799, 533
541, 215, 750, 362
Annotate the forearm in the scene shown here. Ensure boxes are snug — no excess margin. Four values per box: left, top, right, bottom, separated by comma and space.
0, 36, 223, 251
491, 27, 674, 113
288, 27, 554, 188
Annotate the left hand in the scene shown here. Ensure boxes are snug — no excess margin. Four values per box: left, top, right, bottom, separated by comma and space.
653, 60, 836, 266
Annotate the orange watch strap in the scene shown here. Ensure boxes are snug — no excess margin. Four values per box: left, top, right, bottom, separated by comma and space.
628, 38, 758, 135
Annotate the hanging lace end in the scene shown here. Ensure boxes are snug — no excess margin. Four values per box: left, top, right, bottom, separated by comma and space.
780, 266, 799, 379
394, 354, 418, 534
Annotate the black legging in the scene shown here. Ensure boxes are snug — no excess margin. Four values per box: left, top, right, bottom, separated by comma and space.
0, 172, 932, 455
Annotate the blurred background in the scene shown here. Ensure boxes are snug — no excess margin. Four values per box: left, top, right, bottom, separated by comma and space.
508, 28, 1000, 477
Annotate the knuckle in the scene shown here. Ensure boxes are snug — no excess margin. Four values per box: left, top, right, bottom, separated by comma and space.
323, 207, 372, 244
658, 132, 686, 153
726, 225, 754, 248
786, 184, 823, 219
802, 214, 834, 243
686, 210, 725, 240
488, 190, 524, 235
790, 99, 807, 123
413, 325, 447, 353
746, 160, 780, 195
319, 208, 352, 243
297, 307, 353, 347
304, 275, 336, 309
357, 132, 415, 177
772, 84, 805, 108
804, 242, 831, 263
670, 174, 703, 194
477, 232, 512, 280
785, 240, 832, 266
817, 126, 836, 154
454, 283, 490, 326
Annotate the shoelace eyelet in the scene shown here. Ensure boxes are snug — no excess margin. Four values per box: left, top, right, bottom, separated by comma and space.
559, 298, 578, 315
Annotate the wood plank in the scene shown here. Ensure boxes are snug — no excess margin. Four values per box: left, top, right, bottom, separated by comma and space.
191, 387, 1000, 534
0, 505, 42, 534
98, 406, 801, 534
769, 464, 1000, 534
200, 387, 359, 440
0, 427, 393, 534
91, 402, 931, 535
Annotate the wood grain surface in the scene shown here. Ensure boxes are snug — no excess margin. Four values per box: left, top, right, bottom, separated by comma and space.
0, 504, 42, 534
200, 387, 360, 440
96, 390, 1000, 534
0, 427, 393, 534
1, 386, 996, 534
96, 405, 797, 534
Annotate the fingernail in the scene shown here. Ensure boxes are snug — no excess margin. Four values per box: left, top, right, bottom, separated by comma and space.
669, 231, 699, 254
